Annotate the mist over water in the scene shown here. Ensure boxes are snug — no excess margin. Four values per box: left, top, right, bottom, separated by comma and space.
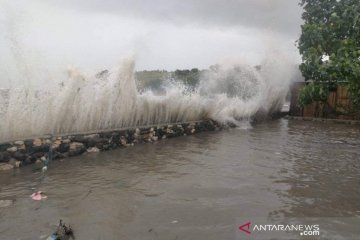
0, 0, 299, 142
0, 54, 294, 142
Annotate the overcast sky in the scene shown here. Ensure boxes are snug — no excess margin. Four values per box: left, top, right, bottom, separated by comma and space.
0, 0, 303, 75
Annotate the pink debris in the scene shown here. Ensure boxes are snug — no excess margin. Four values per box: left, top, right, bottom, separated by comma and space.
30, 191, 47, 201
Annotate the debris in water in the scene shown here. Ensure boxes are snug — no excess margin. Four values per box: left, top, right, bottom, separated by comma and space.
47, 219, 74, 240
82, 189, 92, 200
30, 191, 47, 201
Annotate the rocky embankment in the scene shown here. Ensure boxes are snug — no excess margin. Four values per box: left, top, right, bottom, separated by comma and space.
0, 120, 224, 171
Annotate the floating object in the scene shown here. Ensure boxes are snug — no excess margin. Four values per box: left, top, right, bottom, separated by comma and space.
42, 166, 48, 173
47, 219, 74, 240
30, 191, 47, 201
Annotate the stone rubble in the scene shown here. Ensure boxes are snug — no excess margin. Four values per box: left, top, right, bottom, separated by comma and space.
0, 120, 226, 171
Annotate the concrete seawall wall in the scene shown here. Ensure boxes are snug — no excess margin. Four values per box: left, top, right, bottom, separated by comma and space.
0, 120, 224, 171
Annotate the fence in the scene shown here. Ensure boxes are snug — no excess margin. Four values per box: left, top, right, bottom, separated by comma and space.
289, 83, 360, 120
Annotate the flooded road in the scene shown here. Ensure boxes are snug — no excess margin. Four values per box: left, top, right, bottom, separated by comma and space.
0, 119, 359, 239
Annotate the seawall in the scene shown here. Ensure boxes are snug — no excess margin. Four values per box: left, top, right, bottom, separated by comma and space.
0, 120, 225, 171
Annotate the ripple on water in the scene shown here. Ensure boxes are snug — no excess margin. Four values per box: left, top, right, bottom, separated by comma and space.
0, 119, 359, 239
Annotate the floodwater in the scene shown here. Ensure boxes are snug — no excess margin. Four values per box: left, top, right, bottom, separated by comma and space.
0, 119, 359, 240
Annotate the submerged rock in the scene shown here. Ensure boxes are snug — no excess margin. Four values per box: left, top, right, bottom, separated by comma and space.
87, 147, 100, 153
69, 142, 84, 151
0, 152, 10, 162
24, 139, 33, 148
6, 146, 17, 152
0, 143, 12, 152
35, 159, 42, 164
62, 139, 71, 144
0, 120, 224, 168
89, 137, 108, 149
58, 142, 70, 153
18, 144, 26, 150
31, 145, 50, 154
32, 152, 46, 159
33, 138, 42, 147
12, 151, 27, 161
0, 163, 14, 171
52, 140, 62, 150
24, 156, 35, 165
101, 144, 111, 151
135, 128, 140, 135
8, 158, 21, 168
14, 140, 24, 146
68, 142, 86, 156
14, 161, 21, 168
120, 136, 127, 146
84, 134, 100, 139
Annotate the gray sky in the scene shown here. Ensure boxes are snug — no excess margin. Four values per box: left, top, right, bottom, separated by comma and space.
0, 0, 303, 74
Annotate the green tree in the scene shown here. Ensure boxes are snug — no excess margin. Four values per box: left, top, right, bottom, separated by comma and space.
298, 0, 360, 106
135, 70, 168, 91
174, 68, 200, 88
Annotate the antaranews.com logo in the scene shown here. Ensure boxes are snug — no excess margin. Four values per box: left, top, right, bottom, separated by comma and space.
239, 221, 320, 236
236, 217, 360, 239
